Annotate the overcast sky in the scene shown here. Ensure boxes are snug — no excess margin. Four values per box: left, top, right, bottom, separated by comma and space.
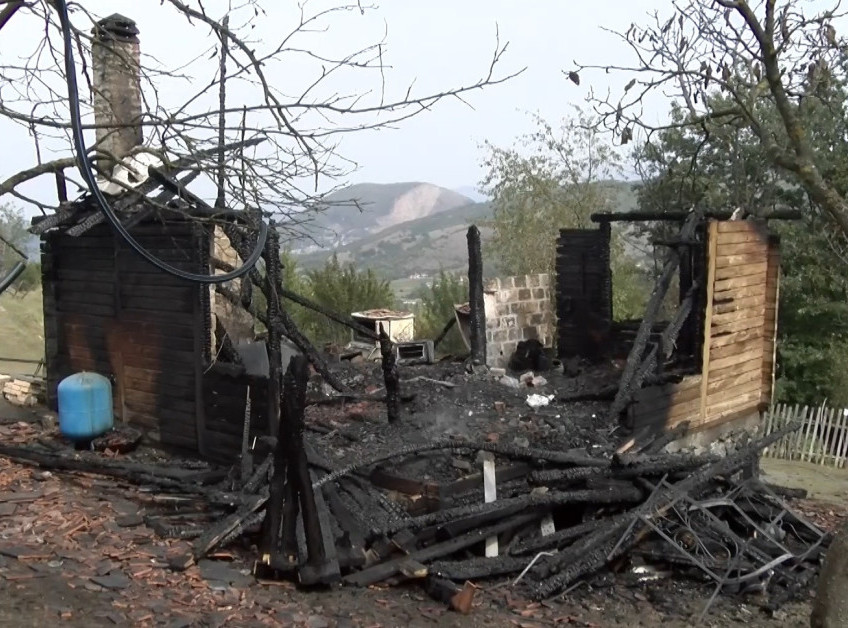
1, 0, 671, 211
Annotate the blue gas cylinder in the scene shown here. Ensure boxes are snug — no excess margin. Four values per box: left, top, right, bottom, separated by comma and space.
57, 372, 114, 441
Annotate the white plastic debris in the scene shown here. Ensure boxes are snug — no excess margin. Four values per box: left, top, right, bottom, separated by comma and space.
526, 393, 554, 408
500, 375, 521, 389
97, 150, 164, 195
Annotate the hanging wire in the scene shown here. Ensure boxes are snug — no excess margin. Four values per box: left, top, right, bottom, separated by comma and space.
53, 0, 268, 284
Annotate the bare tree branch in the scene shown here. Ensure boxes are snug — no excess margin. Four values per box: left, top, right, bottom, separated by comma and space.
574, 0, 848, 235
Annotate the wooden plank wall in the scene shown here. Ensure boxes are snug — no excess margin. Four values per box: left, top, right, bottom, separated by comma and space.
699, 220, 770, 428
41, 223, 209, 453
629, 374, 702, 431
556, 224, 612, 360
630, 219, 778, 433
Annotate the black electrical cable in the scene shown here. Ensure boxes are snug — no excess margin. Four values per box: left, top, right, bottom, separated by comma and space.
53, 0, 267, 284
0, 261, 26, 296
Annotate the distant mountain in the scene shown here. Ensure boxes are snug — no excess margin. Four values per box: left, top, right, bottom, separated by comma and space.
299, 182, 473, 250
295, 179, 641, 281
297, 200, 493, 280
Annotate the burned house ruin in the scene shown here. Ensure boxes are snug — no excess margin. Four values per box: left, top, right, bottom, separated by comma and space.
30, 14, 271, 462
557, 210, 787, 438
3, 8, 830, 620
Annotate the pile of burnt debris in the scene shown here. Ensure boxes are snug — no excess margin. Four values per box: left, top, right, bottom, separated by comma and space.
0, 356, 827, 616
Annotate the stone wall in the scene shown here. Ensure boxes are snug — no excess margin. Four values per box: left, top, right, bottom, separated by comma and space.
210, 226, 255, 347
484, 273, 555, 368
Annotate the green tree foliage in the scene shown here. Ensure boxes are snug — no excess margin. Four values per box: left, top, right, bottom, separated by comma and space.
481, 109, 622, 275
279, 249, 313, 334
610, 238, 653, 321
582, 0, 848, 239
634, 87, 848, 406
775, 216, 848, 405
413, 270, 467, 355
480, 108, 652, 321
0, 205, 39, 296
305, 254, 395, 346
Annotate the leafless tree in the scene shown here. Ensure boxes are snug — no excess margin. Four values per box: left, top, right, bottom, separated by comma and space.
0, 0, 520, 240
569, 0, 848, 235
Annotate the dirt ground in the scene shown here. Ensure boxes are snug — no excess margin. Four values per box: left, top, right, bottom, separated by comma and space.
761, 457, 848, 506
0, 384, 844, 627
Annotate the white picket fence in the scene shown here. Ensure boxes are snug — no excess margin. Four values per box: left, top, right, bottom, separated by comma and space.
762, 403, 848, 468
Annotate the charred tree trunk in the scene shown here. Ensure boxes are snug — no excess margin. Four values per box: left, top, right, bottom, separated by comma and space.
467, 225, 486, 365
379, 324, 401, 423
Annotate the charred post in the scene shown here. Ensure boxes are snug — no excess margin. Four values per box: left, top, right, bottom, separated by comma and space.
467, 225, 486, 365
283, 355, 338, 584
264, 222, 283, 438
379, 324, 401, 423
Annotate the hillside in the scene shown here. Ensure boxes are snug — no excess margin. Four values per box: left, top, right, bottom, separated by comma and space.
0, 288, 44, 374
301, 182, 474, 250
297, 180, 640, 280
297, 200, 493, 279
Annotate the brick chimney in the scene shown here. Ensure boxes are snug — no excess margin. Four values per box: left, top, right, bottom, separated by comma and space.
91, 14, 142, 171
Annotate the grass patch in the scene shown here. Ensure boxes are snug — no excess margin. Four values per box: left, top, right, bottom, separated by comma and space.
0, 288, 44, 375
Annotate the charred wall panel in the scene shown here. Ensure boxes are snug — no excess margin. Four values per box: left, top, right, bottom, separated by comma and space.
202, 365, 269, 464
555, 224, 612, 360
42, 222, 210, 453
628, 220, 777, 434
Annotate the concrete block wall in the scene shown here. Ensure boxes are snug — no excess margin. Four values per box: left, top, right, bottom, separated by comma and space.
484, 273, 555, 367
2, 376, 45, 407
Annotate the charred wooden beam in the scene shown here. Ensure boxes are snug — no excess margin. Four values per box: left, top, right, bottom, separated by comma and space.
432, 317, 457, 349
641, 421, 691, 455
282, 355, 339, 585
0, 444, 218, 493
591, 209, 802, 223
215, 253, 378, 341
344, 512, 542, 587
531, 426, 798, 599
381, 486, 644, 537
37, 138, 265, 235
608, 210, 702, 421
190, 493, 267, 564
277, 285, 378, 341
121, 170, 202, 232
466, 225, 486, 365
222, 224, 347, 394
430, 554, 534, 581
511, 516, 619, 557
379, 324, 401, 423
264, 223, 283, 439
